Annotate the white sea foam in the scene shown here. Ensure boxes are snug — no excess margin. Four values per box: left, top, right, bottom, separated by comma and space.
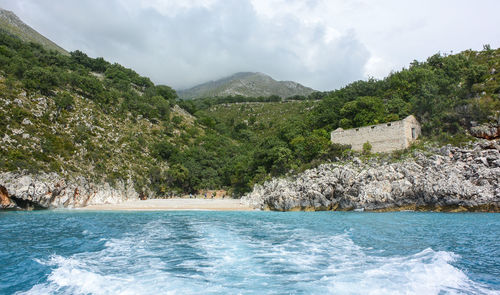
324, 248, 494, 295
19, 218, 498, 295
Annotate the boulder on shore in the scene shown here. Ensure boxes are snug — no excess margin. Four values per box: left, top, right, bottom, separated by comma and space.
0, 173, 139, 209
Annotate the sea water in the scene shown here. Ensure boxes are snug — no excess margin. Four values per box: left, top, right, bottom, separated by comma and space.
0, 211, 499, 295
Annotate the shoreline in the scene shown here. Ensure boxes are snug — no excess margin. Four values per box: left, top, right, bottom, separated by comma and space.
79, 198, 254, 211
78, 200, 499, 213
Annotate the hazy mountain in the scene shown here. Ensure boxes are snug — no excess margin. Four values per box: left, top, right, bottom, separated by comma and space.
0, 8, 68, 55
178, 72, 316, 99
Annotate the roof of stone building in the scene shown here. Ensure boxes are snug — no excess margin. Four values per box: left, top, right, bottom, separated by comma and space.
331, 115, 418, 133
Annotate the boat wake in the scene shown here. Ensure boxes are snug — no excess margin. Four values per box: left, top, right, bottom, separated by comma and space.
19, 218, 497, 295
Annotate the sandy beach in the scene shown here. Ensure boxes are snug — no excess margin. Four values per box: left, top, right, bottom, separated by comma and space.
80, 198, 254, 211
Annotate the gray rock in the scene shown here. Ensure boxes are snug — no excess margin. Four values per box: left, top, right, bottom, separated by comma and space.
470, 115, 500, 140
0, 172, 139, 209
242, 140, 500, 212
471, 125, 500, 140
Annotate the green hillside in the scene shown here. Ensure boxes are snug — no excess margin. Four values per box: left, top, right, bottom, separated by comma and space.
198, 46, 499, 146
313, 47, 499, 136
190, 46, 500, 192
1, 20, 498, 196
0, 30, 246, 196
200, 100, 318, 138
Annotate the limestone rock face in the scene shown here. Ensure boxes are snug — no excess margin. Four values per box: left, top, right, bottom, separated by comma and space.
242, 140, 500, 212
0, 173, 139, 209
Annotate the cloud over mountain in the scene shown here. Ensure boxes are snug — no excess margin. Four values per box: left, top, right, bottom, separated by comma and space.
1, 0, 499, 91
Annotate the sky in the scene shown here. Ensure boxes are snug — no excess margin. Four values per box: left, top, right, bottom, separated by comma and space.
0, 0, 499, 91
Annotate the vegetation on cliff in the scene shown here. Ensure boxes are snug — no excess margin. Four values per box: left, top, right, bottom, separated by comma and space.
0, 23, 499, 197
0, 29, 239, 196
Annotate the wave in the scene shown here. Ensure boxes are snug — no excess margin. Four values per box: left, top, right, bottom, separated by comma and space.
324, 248, 495, 295
18, 218, 498, 295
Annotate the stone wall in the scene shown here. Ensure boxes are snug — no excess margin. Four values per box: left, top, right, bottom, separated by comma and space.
331, 115, 421, 153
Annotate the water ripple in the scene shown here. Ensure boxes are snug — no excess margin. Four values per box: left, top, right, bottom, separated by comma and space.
0, 211, 497, 294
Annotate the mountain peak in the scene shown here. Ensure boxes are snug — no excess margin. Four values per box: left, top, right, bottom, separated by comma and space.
178, 72, 315, 99
0, 7, 68, 55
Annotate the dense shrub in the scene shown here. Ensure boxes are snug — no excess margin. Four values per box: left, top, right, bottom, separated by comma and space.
53, 92, 74, 111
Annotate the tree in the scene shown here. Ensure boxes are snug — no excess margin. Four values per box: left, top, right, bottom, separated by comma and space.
71, 74, 104, 100
290, 129, 329, 163
154, 85, 178, 101
147, 95, 171, 119
23, 66, 60, 95
54, 92, 74, 111
269, 146, 293, 175
167, 164, 190, 190
311, 96, 345, 129
152, 140, 177, 160
340, 96, 387, 127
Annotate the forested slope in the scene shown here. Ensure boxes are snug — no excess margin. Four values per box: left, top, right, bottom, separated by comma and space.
1, 24, 499, 197
0, 30, 243, 196
194, 46, 499, 192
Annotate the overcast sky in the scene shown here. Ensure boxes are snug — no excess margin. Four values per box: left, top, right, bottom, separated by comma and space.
1, 0, 499, 91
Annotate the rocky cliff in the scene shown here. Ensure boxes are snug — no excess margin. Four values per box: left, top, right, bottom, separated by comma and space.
242, 140, 500, 212
0, 173, 138, 209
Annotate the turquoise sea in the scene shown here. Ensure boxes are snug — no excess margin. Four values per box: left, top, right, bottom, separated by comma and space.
0, 211, 499, 294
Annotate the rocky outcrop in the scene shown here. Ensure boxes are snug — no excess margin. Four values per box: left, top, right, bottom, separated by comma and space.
0, 185, 17, 209
0, 173, 139, 209
242, 140, 500, 212
470, 124, 500, 139
470, 115, 500, 140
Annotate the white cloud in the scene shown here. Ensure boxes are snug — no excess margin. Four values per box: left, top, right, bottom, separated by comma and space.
364, 56, 394, 79
132, 0, 217, 17
0, 0, 499, 91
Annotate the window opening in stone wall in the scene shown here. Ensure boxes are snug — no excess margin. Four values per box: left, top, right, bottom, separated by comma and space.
411, 128, 416, 139
371, 126, 375, 129
387, 123, 391, 126
356, 128, 359, 131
